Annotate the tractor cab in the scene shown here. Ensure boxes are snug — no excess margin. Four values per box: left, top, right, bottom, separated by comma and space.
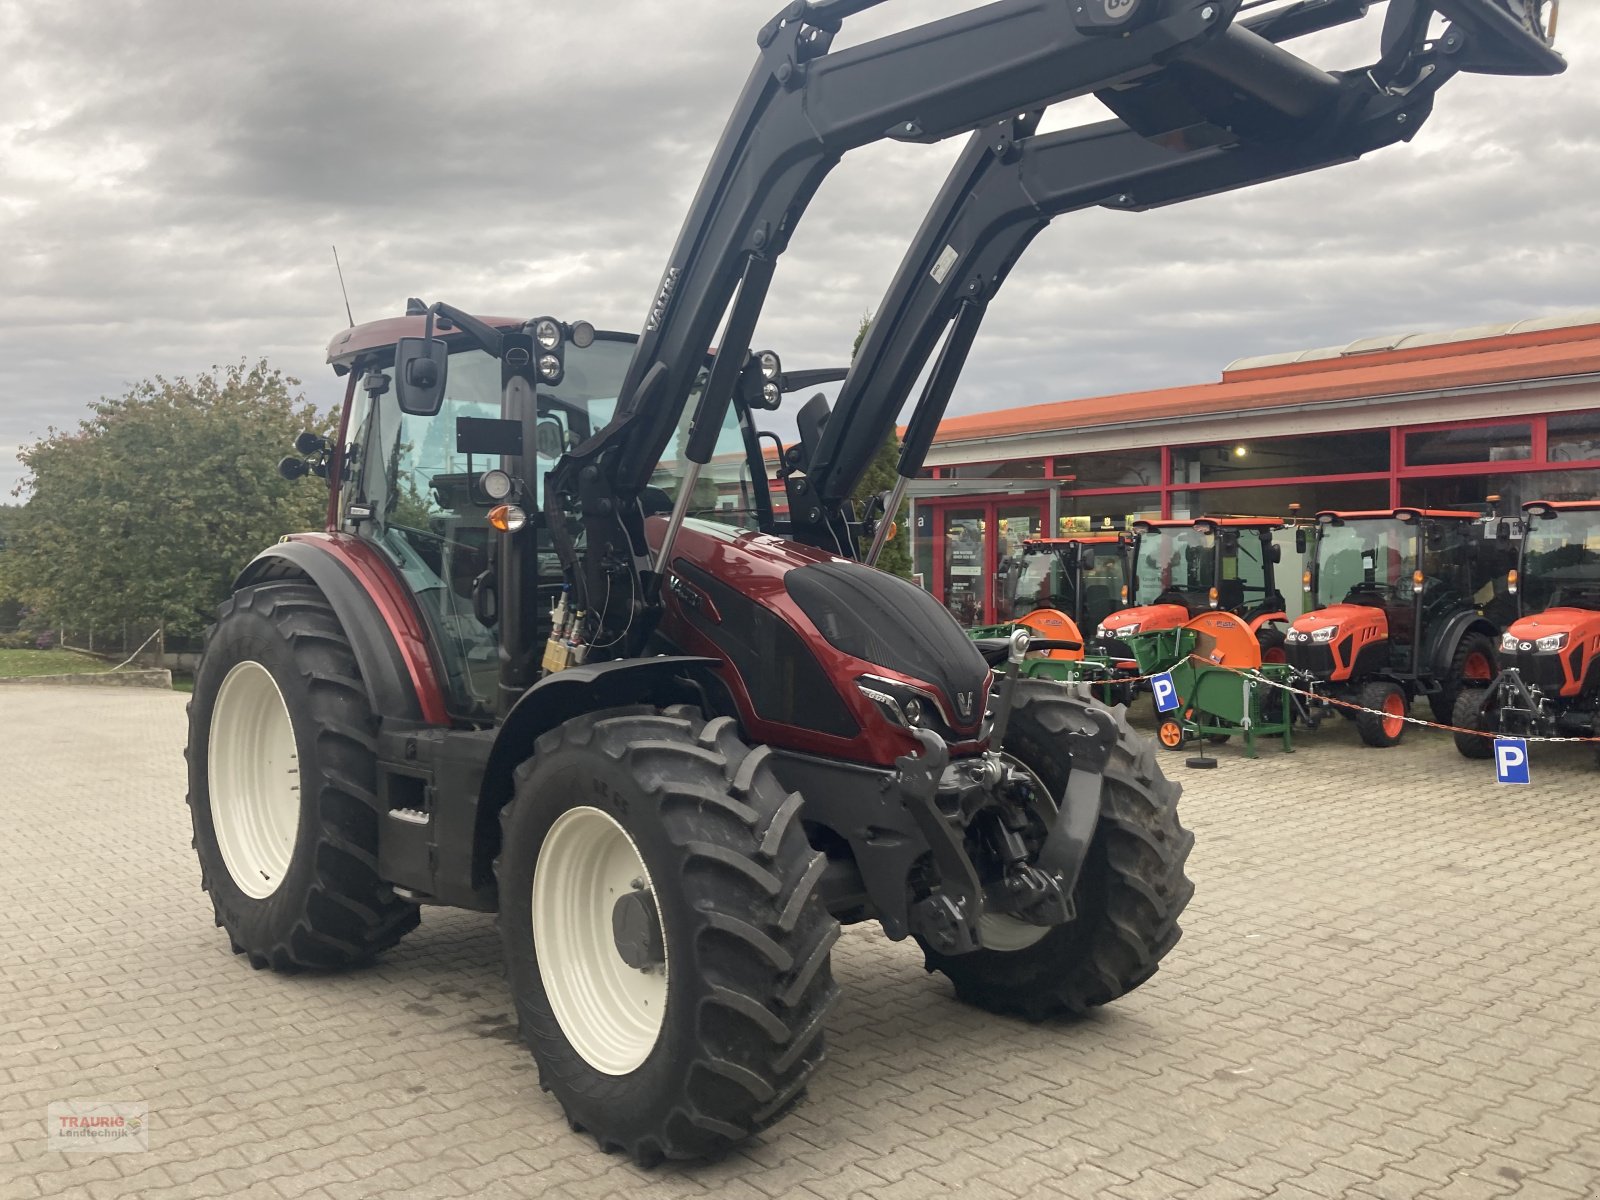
1000, 535, 1131, 635
1097, 517, 1288, 660
1502, 501, 1600, 698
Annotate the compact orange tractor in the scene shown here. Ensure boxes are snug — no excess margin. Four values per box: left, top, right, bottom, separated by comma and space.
1454, 500, 1600, 762
987, 534, 1131, 661
1096, 517, 1293, 665
1285, 507, 1514, 746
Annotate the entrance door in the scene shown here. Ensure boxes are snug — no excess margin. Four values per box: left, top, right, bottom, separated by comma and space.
930, 496, 1048, 626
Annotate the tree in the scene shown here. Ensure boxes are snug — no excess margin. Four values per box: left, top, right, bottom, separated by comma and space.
847, 314, 914, 580
0, 362, 331, 637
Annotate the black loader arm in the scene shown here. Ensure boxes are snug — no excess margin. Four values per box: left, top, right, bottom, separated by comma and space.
547, 0, 1249, 644
790, 0, 1565, 555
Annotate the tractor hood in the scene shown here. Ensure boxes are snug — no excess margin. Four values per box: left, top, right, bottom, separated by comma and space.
1506, 609, 1600, 644
1097, 604, 1189, 636
1290, 603, 1389, 639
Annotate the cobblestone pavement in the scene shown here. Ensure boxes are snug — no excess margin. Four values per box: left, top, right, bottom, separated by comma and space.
3, 684, 1598, 1200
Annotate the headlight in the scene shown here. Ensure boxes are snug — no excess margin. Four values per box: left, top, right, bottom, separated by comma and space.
758, 350, 781, 380
1310, 626, 1337, 644
1536, 633, 1568, 652
1106, 623, 1140, 637
856, 676, 936, 729
533, 318, 561, 351
538, 354, 562, 381
1501, 632, 1520, 653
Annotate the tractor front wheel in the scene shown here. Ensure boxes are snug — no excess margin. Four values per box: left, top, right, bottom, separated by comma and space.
1452, 688, 1496, 758
496, 707, 839, 1165
186, 582, 420, 970
918, 684, 1194, 1019
1355, 680, 1408, 748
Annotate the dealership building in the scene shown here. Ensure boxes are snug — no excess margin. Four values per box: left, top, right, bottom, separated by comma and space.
907, 311, 1600, 627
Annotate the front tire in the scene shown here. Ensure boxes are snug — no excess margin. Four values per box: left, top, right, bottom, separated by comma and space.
496, 707, 839, 1164
1355, 680, 1408, 748
1452, 687, 1496, 758
186, 582, 420, 970
918, 684, 1194, 1019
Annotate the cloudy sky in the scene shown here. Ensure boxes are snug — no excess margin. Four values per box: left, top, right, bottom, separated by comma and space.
2, 1, 1595, 498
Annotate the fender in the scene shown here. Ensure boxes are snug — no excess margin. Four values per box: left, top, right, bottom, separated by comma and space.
1247, 612, 1287, 634
234, 535, 448, 725
475, 655, 722, 861
1424, 612, 1499, 680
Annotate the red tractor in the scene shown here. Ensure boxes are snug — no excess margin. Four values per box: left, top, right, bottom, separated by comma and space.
1096, 517, 1294, 665
184, 0, 1562, 1164
1284, 507, 1515, 745
1454, 500, 1600, 762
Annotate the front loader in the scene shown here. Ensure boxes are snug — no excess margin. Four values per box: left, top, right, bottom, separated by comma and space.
185, 0, 1565, 1165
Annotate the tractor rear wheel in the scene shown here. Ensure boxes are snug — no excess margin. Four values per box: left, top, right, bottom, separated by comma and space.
186, 582, 420, 970
496, 707, 838, 1165
918, 684, 1194, 1019
1355, 680, 1408, 747
1429, 632, 1498, 724
1452, 687, 1495, 758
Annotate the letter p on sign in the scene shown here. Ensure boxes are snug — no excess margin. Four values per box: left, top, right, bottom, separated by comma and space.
1494, 737, 1530, 785
1151, 671, 1178, 713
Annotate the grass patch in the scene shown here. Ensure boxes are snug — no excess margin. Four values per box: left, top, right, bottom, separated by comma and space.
0, 648, 115, 678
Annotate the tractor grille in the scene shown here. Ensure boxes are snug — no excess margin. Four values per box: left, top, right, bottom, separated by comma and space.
1284, 642, 1335, 676
1510, 649, 1568, 691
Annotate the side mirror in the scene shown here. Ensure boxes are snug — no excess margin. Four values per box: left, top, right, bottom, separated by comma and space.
1270, 544, 1282, 565
1496, 520, 1511, 542
394, 337, 448, 416
1080, 549, 1096, 570
1294, 528, 1307, 555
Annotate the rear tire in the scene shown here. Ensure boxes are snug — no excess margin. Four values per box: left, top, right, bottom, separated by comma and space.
1429, 632, 1499, 724
1355, 680, 1408, 748
186, 582, 420, 971
496, 707, 839, 1164
1452, 687, 1495, 759
918, 684, 1194, 1019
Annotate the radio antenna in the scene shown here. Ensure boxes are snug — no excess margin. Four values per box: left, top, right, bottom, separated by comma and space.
331, 245, 355, 327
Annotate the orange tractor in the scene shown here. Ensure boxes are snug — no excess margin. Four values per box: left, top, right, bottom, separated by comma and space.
1454, 500, 1600, 762
1095, 517, 1294, 667
1284, 507, 1514, 746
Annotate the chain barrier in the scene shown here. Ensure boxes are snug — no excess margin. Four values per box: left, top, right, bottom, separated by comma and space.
1184, 657, 1600, 745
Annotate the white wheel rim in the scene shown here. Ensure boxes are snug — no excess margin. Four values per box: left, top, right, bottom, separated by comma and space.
208, 661, 301, 900
979, 754, 1057, 953
532, 807, 668, 1075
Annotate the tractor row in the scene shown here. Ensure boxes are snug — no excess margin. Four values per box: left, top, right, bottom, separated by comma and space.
982, 499, 1599, 760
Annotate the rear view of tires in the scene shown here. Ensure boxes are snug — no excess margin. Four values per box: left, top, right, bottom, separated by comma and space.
1356, 679, 1408, 747
496, 707, 839, 1165
919, 684, 1194, 1020
187, 583, 420, 970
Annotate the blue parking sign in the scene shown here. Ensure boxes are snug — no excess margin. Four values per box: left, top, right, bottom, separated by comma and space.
1151, 671, 1179, 713
1493, 737, 1530, 785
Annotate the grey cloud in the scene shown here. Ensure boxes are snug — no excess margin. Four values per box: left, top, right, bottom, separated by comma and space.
1, 1, 1595, 498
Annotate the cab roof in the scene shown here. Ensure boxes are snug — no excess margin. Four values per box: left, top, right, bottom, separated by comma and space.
1132, 516, 1284, 531
1316, 507, 1483, 523
1522, 499, 1600, 513
325, 314, 636, 375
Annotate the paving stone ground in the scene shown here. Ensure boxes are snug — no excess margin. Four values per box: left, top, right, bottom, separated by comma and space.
3, 684, 1598, 1200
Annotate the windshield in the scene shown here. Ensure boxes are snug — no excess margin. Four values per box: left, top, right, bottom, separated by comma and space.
1010, 550, 1064, 618
650, 378, 763, 532
1314, 520, 1415, 605
1134, 527, 1213, 604
1522, 510, 1600, 612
